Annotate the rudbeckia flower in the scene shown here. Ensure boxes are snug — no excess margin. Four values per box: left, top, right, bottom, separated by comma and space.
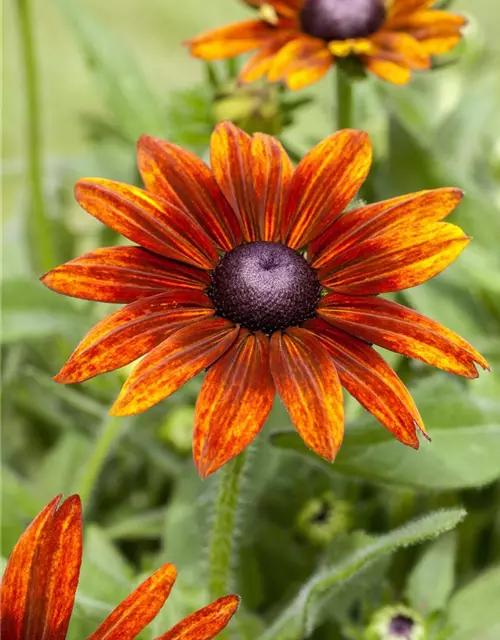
41, 123, 488, 477
0, 495, 239, 640
187, 0, 467, 89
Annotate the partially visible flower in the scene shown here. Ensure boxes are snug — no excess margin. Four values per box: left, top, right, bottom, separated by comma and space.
296, 490, 351, 545
365, 605, 426, 640
0, 495, 239, 640
41, 123, 488, 478
187, 0, 467, 89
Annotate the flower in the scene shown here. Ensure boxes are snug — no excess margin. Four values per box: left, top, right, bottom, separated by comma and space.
365, 604, 426, 640
41, 122, 488, 478
187, 0, 467, 89
0, 495, 240, 640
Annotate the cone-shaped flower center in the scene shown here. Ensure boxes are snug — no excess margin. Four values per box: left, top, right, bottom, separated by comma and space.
300, 0, 386, 41
208, 241, 321, 333
389, 614, 415, 638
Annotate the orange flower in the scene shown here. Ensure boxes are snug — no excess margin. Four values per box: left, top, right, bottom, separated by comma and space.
41, 123, 488, 478
0, 495, 239, 640
187, 0, 467, 89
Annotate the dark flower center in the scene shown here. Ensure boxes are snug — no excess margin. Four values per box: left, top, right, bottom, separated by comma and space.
208, 241, 321, 333
389, 614, 415, 638
300, 0, 386, 41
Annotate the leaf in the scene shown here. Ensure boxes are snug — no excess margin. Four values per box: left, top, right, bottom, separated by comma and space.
259, 508, 466, 640
406, 532, 457, 614
272, 377, 500, 490
54, 0, 164, 142
448, 566, 500, 640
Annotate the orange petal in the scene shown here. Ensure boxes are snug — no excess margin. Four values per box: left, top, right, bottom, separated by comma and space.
318, 293, 489, 379
41, 246, 209, 304
110, 318, 239, 416
55, 290, 214, 384
388, 0, 436, 21
194, 330, 274, 478
251, 133, 294, 242
137, 135, 242, 251
270, 328, 344, 461
267, 36, 332, 90
388, 10, 467, 31
153, 594, 240, 640
320, 222, 470, 294
370, 31, 430, 69
366, 56, 412, 84
210, 122, 259, 242
75, 179, 218, 270
187, 20, 278, 60
282, 130, 371, 249
88, 564, 177, 640
1, 495, 82, 640
239, 34, 296, 84
310, 188, 464, 270
307, 318, 423, 447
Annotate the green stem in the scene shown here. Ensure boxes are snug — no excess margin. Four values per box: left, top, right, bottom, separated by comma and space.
335, 66, 353, 130
77, 417, 126, 511
208, 451, 248, 600
16, 0, 56, 273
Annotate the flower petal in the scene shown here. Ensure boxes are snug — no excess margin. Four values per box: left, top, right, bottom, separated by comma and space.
251, 133, 294, 242
267, 36, 332, 91
388, 0, 436, 21
110, 318, 239, 416
210, 122, 259, 242
318, 293, 489, 379
270, 328, 344, 461
370, 32, 430, 69
41, 246, 209, 304
55, 290, 214, 384
153, 595, 240, 640
0, 495, 82, 640
307, 319, 423, 447
239, 33, 297, 84
137, 135, 242, 251
388, 10, 467, 31
320, 222, 470, 294
282, 130, 371, 249
310, 188, 464, 270
194, 330, 274, 478
75, 179, 218, 270
187, 20, 278, 59
87, 564, 177, 640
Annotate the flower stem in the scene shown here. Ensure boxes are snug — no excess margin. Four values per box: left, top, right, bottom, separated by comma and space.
208, 451, 248, 600
16, 0, 56, 273
77, 417, 127, 512
335, 65, 353, 130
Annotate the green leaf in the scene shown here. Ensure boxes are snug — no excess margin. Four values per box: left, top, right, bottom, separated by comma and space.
406, 532, 457, 614
272, 377, 500, 490
448, 566, 500, 640
54, 0, 164, 142
259, 508, 466, 640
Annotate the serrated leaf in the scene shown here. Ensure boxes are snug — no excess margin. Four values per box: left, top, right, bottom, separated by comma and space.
259, 508, 466, 640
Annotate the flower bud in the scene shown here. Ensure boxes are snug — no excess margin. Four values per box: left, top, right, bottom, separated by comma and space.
365, 605, 426, 640
296, 491, 351, 546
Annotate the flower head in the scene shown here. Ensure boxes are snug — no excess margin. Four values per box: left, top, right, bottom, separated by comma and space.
0, 495, 239, 640
365, 604, 426, 640
41, 122, 488, 477
187, 0, 467, 89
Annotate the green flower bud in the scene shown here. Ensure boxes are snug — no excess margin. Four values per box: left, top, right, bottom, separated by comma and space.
296, 491, 351, 546
365, 605, 426, 640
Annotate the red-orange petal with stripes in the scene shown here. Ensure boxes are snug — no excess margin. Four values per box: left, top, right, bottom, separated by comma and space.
365, 56, 412, 85
318, 293, 489, 378
75, 179, 218, 270
282, 130, 372, 249
307, 318, 423, 447
54, 290, 214, 384
210, 122, 260, 242
320, 222, 470, 294
137, 135, 242, 251
239, 33, 297, 84
311, 187, 464, 270
87, 564, 177, 640
0, 495, 82, 640
188, 19, 278, 59
388, 10, 467, 32
267, 36, 333, 91
370, 32, 430, 69
388, 0, 434, 20
270, 328, 344, 461
194, 330, 274, 478
154, 595, 240, 640
251, 133, 294, 242
110, 318, 239, 416
41, 246, 210, 304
